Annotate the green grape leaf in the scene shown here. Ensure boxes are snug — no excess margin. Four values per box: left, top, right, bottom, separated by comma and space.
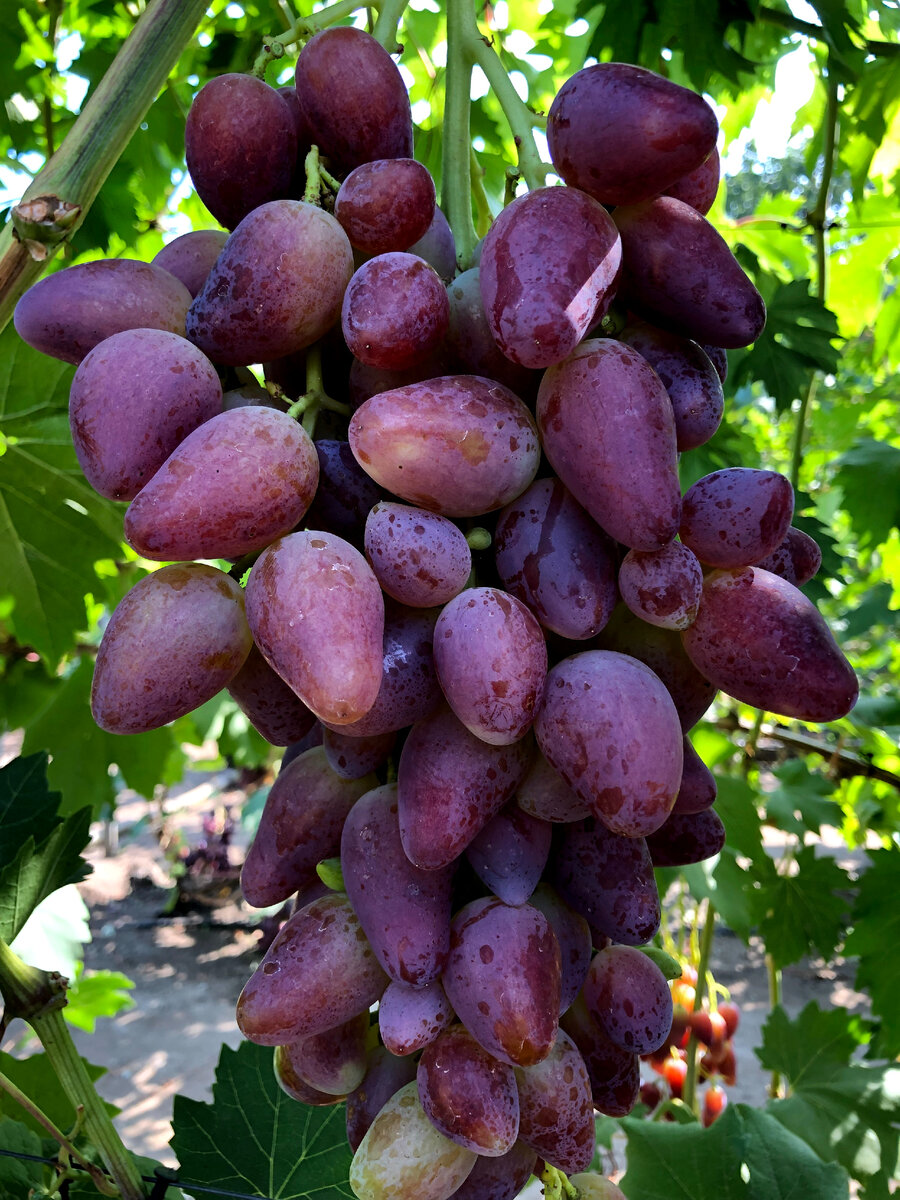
171, 1041, 355, 1200
734, 279, 841, 412
620, 1102, 849, 1199
759, 1004, 900, 1195
0, 325, 123, 663
716, 775, 769, 866
0, 1117, 44, 1200
849, 693, 900, 730
755, 846, 851, 969
0, 1051, 117, 1138
63, 965, 136, 1033
834, 439, 900, 549
843, 847, 900, 1059
0, 752, 61, 876
763, 760, 842, 837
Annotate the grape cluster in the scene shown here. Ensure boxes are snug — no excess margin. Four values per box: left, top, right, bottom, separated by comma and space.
13, 24, 858, 1200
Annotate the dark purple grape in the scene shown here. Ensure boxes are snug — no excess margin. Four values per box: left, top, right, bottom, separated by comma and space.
443, 898, 561, 1068
123, 407, 319, 562
379, 979, 454, 1056
702, 343, 729, 382
680, 467, 794, 569
418, 1025, 520, 1156
480, 186, 621, 368
236, 894, 388, 1045
365, 502, 471, 607
152, 230, 228, 297
754, 526, 822, 586
341, 784, 454, 986
294, 27, 413, 171
584, 945, 673, 1055
346, 1046, 418, 1151
406, 205, 457, 281
447, 1140, 537, 1200
537, 339, 681, 550
681, 567, 858, 720
618, 320, 724, 452
494, 478, 618, 641
342, 253, 449, 371
91, 564, 251, 736
185, 74, 296, 229
336, 159, 435, 254
227, 645, 316, 747
672, 738, 717, 815
613, 197, 766, 349
322, 727, 395, 778
535, 651, 683, 838
466, 803, 552, 906
305, 440, 384, 544
398, 707, 533, 870
186, 200, 353, 366
14, 260, 192, 364
617, 542, 704, 631
550, 819, 660, 947
69, 328, 221, 501
547, 63, 718, 206
646, 808, 727, 866
240, 746, 374, 907
560, 994, 639, 1117
514, 1030, 594, 1174
350, 375, 540, 518
528, 885, 593, 1014
664, 147, 721, 215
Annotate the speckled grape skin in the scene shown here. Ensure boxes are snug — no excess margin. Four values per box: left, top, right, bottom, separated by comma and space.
595, 607, 717, 732
672, 737, 717, 815
14, 259, 192, 364
349, 1082, 476, 1200
185, 74, 297, 230
186, 200, 353, 366
584, 945, 673, 1055
91, 564, 251, 736
341, 784, 454, 986
618, 320, 724, 452
681, 567, 858, 721
613, 197, 766, 349
664, 146, 721, 214
236, 894, 388, 1045
443, 898, 561, 1068
342, 253, 450, 371
514, 1030, 595, 1174
68, 328, 222, 502
346, 1047, 419, 1152
447, 1140, 538, 1200
479, 186, 622, 369
680, 467, 794, 568
240, 746, 375, 907
379, 979, 454, 1056
365, 502, 471, 607
124, 407, 319, 562
515, 752, 592, 824
645, 808, 726, 867
560, 994, 639, 1117
434, 588, 548, 746
617, 542, 704, 631
152, 230, 228, 297
336, 159, 436, 254
754, 526, 822, 586
418, 1025, 520, 1156
350, 375, 541, 518
528, 885, 593, 1015
322, 728, 396, 779
397, 707, 533, 870
495, 478, 618, 641
226, 644, 316, 747
245, 531, 385, 727
294, 27, 414, 172
547, 64, 718, 206
550, 819, 661, 947
466, 803, 552, 906
279, 1011, 369, 1095
535, 651, 683, 838
537, 340, 682, 551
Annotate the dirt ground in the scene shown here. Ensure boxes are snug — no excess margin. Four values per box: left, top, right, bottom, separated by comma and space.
8, 759, 873, 1171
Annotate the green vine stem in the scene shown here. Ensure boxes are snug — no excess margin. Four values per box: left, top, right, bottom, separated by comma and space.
0, 1069, 116, 1196
467, 33, 548, 192
251, 0, 385, 77
442, 0, 477, 269
371, 0, 411, 51
789, 67, 839, 490
766, 951, 784, 1098
0, 940, 146, 1198
682, 899, 716, 1114
0, 0, 210, 335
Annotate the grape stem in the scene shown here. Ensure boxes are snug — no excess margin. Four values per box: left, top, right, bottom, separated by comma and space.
286, 343, 350, 436
766, 952, 784, 1098
250, 0, 383, 76
467, 32, 548, 191
371, 0, 411, 51
682, 899, 716, 1114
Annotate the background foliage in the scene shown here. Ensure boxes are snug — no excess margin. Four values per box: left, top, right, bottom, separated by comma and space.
0, 1, 898, 1198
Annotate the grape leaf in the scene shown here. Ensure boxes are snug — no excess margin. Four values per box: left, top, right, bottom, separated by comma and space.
843, 847, 900, 1059
0, 325, 123, 663
0, 1117, 43, 1200
834, 440, 900, 549
620, 1102, 849, 1199
763, 760, 841, 837
63, 965, 136, 1033
170, 1041, 355, 1200
755, 846, 850, 969
759, 1005, 900, 1197
716, 775, 769, 866
0, 752, 61, 876
0, 1052, 117, 1137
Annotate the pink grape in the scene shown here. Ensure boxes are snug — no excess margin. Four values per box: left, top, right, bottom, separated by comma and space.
617, 542, 704, 631
584, 945, 673, 1055
514, 1030, 595, 1173
335, 158, 435, 254
465, 803, 552, 906
379, 979, 455, 1056
226, 644, 316, 747
342, 253, 450, 371
152, 230, 228, 297
680, 467, 795, 569
364, 502, 472, 607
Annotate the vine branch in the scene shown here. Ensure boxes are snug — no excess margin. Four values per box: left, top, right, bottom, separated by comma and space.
757, 4, 900, 57
682, 900, 716, 1114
